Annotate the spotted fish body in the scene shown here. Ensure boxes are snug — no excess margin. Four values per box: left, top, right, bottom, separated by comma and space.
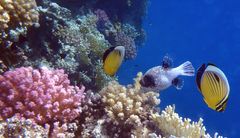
140, 60, 195, 92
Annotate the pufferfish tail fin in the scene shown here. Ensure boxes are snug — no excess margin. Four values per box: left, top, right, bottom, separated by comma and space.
176, 61, 195, 76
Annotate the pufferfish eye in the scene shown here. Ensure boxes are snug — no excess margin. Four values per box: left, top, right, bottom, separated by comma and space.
140, 75, 156, 87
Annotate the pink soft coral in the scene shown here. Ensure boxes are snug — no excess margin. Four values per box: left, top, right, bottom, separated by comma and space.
0, 67, 85, 125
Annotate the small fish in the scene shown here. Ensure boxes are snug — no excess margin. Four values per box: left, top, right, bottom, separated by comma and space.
103, 46, 125, 76
140, 56, 195, 91
196, 63, 230, 112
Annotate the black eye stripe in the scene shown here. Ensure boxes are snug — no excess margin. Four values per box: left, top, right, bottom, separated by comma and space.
142, 75, 156, 87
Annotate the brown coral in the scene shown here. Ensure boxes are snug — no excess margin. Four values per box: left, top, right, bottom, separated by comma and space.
98, 72, 161, 137
100, 72, 160, 126
0, 0, 39, 45
0, 116, 48, 137
0, 0, 39, 30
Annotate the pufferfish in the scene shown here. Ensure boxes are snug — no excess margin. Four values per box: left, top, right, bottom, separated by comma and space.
196, 63, 230, 112
103, 46, 125, 76
140, 56, 195, 91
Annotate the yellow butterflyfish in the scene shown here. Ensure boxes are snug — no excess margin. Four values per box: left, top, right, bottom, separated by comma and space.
196, 63, 230, 112
103, 46, 125, 76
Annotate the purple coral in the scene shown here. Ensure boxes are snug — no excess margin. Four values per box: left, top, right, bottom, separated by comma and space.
115, 32, 137, 59
0, 67, 85, 125
94, 9, 110, 23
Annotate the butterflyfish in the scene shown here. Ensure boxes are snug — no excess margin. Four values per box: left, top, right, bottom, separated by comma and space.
196, 63, 230, 112
103, 46, 125, 76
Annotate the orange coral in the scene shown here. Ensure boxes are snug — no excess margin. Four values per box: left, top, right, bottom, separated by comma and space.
0, 0, 39, 45
0, 0, 39, 30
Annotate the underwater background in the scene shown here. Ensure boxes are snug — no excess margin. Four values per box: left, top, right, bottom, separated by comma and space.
0, 0, 239, 137
119, 0, 240, 137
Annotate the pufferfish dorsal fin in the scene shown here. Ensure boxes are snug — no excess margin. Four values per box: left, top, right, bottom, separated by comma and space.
162, 55, 173, 69
196, 63, 206, 91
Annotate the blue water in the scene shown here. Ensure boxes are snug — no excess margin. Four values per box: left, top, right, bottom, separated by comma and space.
119, 0, 240, 137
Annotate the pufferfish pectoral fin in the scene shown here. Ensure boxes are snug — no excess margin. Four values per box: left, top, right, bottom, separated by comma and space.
172, 77, 184, 90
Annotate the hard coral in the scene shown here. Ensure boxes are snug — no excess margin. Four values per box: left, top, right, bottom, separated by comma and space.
0, 0, 39, 46
0, 67, 85, 125
151, 105, 211, 138
98, 72, 161, 137
0, 116, 48, 137
115, 31, 137, 59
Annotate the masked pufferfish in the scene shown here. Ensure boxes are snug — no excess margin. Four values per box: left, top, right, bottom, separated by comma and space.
140, 56, 195, 91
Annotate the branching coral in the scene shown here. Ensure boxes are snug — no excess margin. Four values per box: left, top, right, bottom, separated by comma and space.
0, 67, 85, 125
114, 31, 137, 59
0, 0, 39, 46
92, 72, 160, 137
151, 105, 212, 138
52, 12, 113, 91
0, 1, 224, 137
0, 69, 222, 137
0, 60, 7, 74
0, 116, 48, 137
100, 76, 160, 126
79, 73, 220, 138
7, 2, 114, 92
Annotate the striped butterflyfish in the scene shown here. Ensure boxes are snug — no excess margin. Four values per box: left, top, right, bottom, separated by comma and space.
103, 46, 125, 76
196, 63, 230, 112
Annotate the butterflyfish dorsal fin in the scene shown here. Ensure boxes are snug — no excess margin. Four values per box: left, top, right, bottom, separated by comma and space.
196, 63, 206, 91
103, 47, 115, 62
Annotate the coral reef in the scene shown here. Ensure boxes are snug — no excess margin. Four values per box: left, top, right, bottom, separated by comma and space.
0, 116, 48, 137
0, 67, 85, 125
45, 122, 77, 138
98, 73, 161, 137
151, 105, 211, 138
78, 73, 218, 138
0, 68, 221, 137
53, 0, 147, 44
114, 31, 137, 59
0, 0, 143, 91
0, 0, 39, 46
0, 1, 115, 91
0, 0, 223, 137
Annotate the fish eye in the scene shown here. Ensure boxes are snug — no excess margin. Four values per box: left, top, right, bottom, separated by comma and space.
141, 75, 156, 87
